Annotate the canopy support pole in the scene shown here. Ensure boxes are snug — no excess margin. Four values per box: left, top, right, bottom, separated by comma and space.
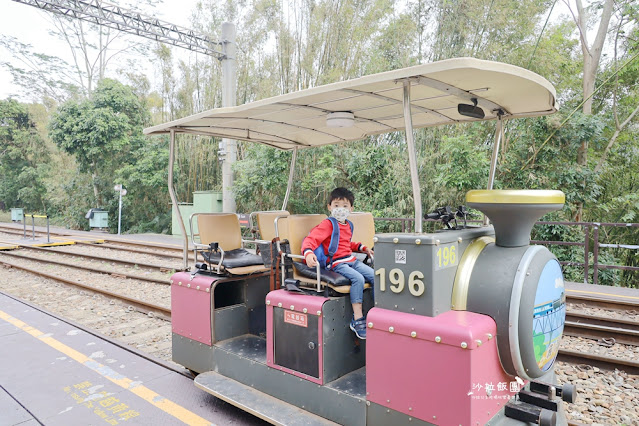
169, 129, 189, 270
402, 80, 423, 233
221, 22, 237, 213
282, 147, 297, 211
484, 114, 504, 225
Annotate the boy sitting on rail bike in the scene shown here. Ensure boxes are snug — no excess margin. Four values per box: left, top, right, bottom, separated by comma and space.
302, 187, 374, 339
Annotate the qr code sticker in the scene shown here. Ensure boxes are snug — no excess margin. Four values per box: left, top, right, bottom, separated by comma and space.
395, 250, 407, 264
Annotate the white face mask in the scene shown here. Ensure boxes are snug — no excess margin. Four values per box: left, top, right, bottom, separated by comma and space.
331, 207, 350, 222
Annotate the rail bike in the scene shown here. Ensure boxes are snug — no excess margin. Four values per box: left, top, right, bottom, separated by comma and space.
144, 57, 577, 425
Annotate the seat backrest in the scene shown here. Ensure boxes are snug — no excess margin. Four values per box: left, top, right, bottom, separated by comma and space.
287, 214, 327, 255
255, 210, 289, 241
196, 213, 242, 250
349, 212, 375, 249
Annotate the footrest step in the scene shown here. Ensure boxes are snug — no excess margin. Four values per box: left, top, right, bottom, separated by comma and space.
194, 371, 337, 426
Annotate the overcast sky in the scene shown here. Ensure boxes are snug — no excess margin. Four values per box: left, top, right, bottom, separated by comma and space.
0, 0, 202, 100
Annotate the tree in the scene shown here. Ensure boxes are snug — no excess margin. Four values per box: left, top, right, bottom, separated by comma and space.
0, 99, 51, 212
48, 79, 149, 207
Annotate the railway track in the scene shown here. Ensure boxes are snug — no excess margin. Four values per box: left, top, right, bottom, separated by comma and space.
0, 259, 171, 318
0, 224, 193, 259
564, 312, 639, 346
557, 349, 639, 376
0, 243, 176, 272
0, 251, 171, 285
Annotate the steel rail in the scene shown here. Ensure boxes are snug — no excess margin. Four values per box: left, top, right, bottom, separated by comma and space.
75, 241, 190, 259
0, 260, 171, 318
557, 349, 639, 375
564, 315, 639, 346
566, 312, 639, 331
0, 251, 170, 285
567, 294, 639, 311
0, 242, 177, 271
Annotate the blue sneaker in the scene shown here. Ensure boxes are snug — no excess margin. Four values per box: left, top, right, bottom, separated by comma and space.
350, 316, 367, 339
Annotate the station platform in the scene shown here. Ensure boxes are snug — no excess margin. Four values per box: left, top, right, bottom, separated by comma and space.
565, 281, 639, 304
0, 292, 264, 426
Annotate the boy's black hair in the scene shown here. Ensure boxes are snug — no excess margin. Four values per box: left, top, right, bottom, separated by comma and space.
328, 187, 355, 206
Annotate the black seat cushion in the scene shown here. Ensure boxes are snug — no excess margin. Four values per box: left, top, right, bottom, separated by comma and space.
293, 262, 351, 286
202, 248, 265, 269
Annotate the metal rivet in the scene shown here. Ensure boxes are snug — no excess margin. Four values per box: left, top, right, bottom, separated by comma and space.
387, 399, 390, 403
170, 280, 174, 285
303, 308, 307, 313
476, 340, 482, 346
415, 239, 421, 245
278, 303, 282, 307
389, 326, 394, 333
461, 342, 468, 349
206, 288, 210, 292
435, 239, 440, 246
458, 237, 462, 243
387, 409, 390, 413
373, 236, 378, 243
187, 284, 191, 288
409, 407, 412, 411
393, 238, 399, 244
266, 300, 270, 305
366, 401, 370, 406
487, 333, 493, 340
290, 305, 294, 310
368, 322, 373, 328
435, 336, 441, 343
317, 311, 321, 315
196, 286, 200, 290
411, 331, 417, 338
178, 282, 182, 286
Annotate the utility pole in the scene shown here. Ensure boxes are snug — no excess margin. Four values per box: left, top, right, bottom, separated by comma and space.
220, 22, 237, 213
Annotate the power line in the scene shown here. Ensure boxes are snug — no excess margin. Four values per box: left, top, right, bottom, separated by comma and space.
12, 0, 226, 58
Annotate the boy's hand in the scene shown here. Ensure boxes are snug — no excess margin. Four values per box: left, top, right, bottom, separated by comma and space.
305, 252, 318, 267
365, 248, 374, 259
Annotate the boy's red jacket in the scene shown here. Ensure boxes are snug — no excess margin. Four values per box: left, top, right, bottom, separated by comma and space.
301, 219, 367, 267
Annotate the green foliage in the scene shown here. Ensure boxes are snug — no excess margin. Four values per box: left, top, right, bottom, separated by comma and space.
434, 135, 490, 195
0, 99, 50, 212
1, 0, 639, 285
49, 79, 150, 207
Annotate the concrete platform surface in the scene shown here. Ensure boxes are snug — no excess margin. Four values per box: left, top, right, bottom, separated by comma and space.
0, 293, 265, 426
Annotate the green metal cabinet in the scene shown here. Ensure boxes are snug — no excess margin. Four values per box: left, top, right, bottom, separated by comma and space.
10, 208, 24, 222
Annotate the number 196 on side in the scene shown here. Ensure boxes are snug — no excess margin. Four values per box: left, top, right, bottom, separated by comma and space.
434, 243, 458, 270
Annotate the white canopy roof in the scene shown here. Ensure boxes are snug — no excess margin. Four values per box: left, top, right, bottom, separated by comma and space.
144, 57, 557, 150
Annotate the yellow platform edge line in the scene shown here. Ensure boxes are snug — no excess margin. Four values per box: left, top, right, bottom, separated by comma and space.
0, 309, 214, 426
50, 236, 105, 244
29, 242, 76, 247
566, 288, 639, 301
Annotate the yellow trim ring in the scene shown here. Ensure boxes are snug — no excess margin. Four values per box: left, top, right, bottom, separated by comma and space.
466, 190, 565, 204
451, 236, 495, 311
